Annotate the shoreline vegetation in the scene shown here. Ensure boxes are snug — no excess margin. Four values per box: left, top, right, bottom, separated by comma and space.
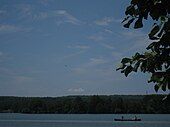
0, 95, 169, 114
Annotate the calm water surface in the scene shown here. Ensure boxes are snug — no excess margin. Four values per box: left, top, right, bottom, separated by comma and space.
0, 113, 170, 127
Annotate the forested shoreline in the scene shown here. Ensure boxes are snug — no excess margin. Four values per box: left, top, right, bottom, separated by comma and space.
0, 95, 169, 114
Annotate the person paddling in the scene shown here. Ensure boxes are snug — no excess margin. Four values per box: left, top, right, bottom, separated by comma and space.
133, 115, 137, 120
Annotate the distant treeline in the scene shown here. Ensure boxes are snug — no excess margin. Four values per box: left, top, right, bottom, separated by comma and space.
0, 95, 169, 114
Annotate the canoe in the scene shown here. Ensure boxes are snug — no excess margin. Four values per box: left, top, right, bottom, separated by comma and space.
114, 118, 141, 121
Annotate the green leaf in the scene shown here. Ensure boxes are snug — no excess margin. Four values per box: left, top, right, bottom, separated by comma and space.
160, 33, 170, 44
134, 18, 143, 29
164, 20, 170, 32
146, 42, 156, 50
131, 0, 139, 5
121, 58, 131, 64
123, 23, 130, 28
121, 70, 125, 73
149, 25, 160, 39
168, 81, 170, 90
161, 83, 166, 91
125, 5, 135, 16
157, 28, 164, 37
143, 11, 149, 20
150, 3, 167, 20
160, 16, 166, 22
122, 16, 130, 23
149, 36, 159, 40
120, 0, 169, 93
123, 18, 135, 28
116, 64, 126, 71
154, 84, 160, 92
132, 52, 140, 60
124, 66, 133, 77
140, 60, 147, 73
133, 61, 140, 72
149, 73, 164, 83
132, 53, 145, 61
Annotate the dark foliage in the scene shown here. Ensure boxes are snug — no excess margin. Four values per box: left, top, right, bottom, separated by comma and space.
117, 0, 170, 92
0, 95, 169, 114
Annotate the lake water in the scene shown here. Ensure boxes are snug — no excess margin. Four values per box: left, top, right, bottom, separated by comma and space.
0, 113, 170, 127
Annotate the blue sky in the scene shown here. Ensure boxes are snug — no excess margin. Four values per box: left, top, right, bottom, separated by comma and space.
0, 0, 163, 96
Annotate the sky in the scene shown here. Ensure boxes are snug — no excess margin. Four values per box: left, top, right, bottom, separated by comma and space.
0, 0, 164, 97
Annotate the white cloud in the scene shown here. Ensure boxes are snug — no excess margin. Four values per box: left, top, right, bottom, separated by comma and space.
68, 88, 84, 93
56, 44, 90, 63
128, 36, 150, 52
104, 29, 113, 34
121, 30, 145, 39
68, 45, 90, 50
88, 33, 115, 49
56, 10, 82, 25
100, 43, 115, 49
112, 51, 123, 60
72, 68, 87, 74
72, 63, 130, 86
34, 10, 82, 25
119, 30, 150, 52
94, 17, 121, 26
0, 24, 21, 33
88, 58, 107, 66
15, 3, 82, 25
35, 12, 48, 20
63, 50, 85, 58
15, 4, 34, 20
0, 24, 32, 34
56, 50, 86, 63
72, 57, 108, 74
74, 45, 90, 49
39, 0, 54, 6
0, 66, 35, 84
88, 35, 104, 41
75, 80, 91, 84
21, 5, 32, 16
